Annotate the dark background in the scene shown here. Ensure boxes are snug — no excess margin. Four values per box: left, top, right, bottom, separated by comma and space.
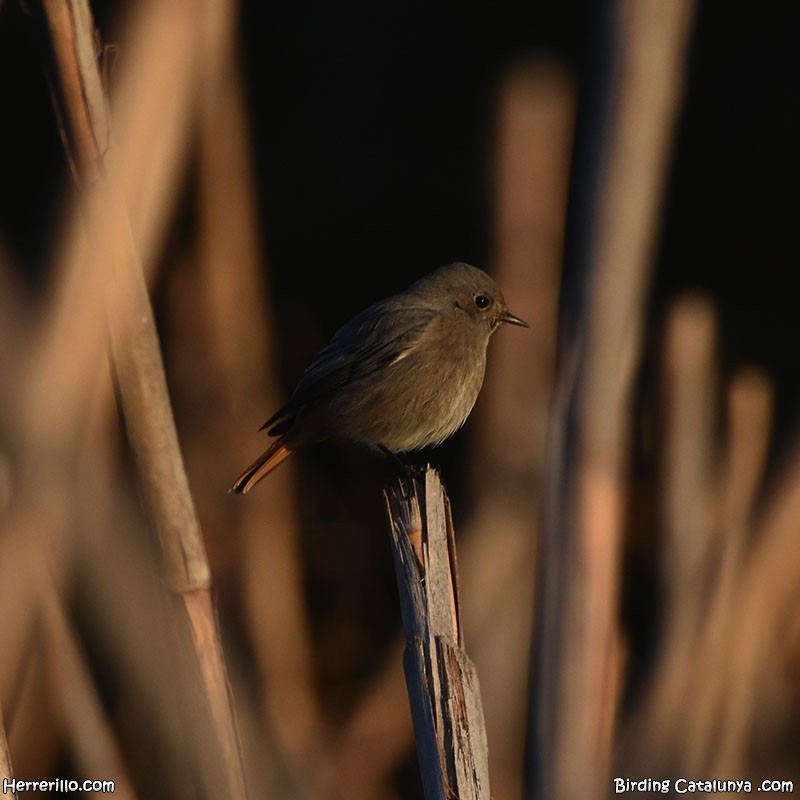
2, 1, 798, 437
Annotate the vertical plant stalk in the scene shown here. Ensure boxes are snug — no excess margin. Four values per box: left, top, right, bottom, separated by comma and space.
0, 702, 17, 800
530, 2, 696, 799
42, 585, 138, 800
384, 467, 491, 800
463, 60, 575, 798
193, 39, 322, 760
37, 1, 247, 796
615, 310, 791, 779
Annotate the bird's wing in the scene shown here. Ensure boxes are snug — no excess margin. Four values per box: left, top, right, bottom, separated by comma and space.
261, 302, 437, 434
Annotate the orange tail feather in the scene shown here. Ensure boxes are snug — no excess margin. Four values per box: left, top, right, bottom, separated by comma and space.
230, 438, 294, 494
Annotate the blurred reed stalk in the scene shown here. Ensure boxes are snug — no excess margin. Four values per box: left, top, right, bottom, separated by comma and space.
461, 57, 575, 800
35, 0, 248, 795
41, 581, 138, 800
326, 638, 412, 800
0, 704, 15, 800
617, 300, 800, 780
529, 1, 696, 798
618, 297, 784, 778
185, 5, 323, 786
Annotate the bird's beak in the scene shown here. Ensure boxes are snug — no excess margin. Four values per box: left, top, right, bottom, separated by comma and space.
499, 310, 530, 328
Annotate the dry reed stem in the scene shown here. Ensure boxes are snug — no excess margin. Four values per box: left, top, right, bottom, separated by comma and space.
479, 58, 575, 481
645, 297, 718, 733
6, 257, 114, 765
714, 369, 773, 593
662, 296, 718, 614
37, 1, 247, 796
647, 307, 777, 779
0, 515, 51, 706
6, 623, 63, 780
193, 38, 322, 761
531, 2, 695, 798
710, 443, 800, 770
0, 378, 84, 787
72, 493, 235, 796
327, 639, 413, 800
618, 296, 720, 773
385, 468, 490, 800
38, 0, 209, 589
106, 0, 207, 284
618, 313, 800, 781
41, 584, 138, 800
719, 371, 774, 529
460, 59, 574, 800
40, 0, 108, 186
0, 703, 17, 800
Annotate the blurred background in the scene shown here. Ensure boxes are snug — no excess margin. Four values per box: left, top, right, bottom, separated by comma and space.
1, 0, 799, 798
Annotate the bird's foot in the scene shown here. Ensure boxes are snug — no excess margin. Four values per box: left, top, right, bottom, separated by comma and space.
378, 445, 419, 499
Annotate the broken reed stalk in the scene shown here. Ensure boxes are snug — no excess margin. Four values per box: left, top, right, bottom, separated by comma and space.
37, 2, 247, 797
384, 466, 491, 800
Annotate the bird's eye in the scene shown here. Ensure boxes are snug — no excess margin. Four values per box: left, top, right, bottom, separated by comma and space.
474, 294, 491, 310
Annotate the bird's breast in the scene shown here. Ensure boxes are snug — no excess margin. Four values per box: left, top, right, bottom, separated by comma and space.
328, 321, 490, 452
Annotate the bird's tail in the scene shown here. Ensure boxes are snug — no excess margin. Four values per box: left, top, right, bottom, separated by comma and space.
230, 437, 294, 494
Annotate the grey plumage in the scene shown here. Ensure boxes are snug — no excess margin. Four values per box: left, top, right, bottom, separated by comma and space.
231, 262, 528, 493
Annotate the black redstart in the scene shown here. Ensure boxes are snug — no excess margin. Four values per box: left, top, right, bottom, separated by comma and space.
231, 262, 528, 493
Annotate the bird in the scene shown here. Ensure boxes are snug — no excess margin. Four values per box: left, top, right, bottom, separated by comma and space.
231, 262, 528, 493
